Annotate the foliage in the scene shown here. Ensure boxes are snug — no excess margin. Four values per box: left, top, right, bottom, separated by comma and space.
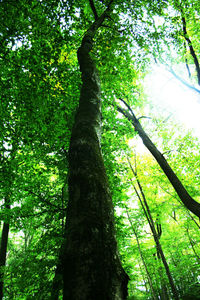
0, 0, 200, 299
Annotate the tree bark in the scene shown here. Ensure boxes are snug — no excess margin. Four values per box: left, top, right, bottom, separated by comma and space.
0, 197, 10, 300
62, 3, 129, 299
117, 101, 200, 219
128, 159, 179, 300
181, 15, 200, 86
186, 229, 200, 263
126, 208, 158, 300
184, 41, 192, 79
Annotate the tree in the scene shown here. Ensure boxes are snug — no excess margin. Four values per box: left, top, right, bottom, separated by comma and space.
117, 99, 200, 218
127, 157, 179, 300
1, 0, 200, 298
126, 208, 157, 300
61, 1, 129, 299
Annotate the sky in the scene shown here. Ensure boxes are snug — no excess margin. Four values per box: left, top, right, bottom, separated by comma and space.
144, 65, 200, 139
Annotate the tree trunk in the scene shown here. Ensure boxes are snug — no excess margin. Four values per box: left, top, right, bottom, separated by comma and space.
128, 159, 179, 300
159, 283, 170, 300
62, 3, 129, 299
117, 102, 200, 218
126, 208, 158, 300
184, 41, 192, 79
0, 197, 10, 300
181, 15, 200, 86
186, 229, 200, 262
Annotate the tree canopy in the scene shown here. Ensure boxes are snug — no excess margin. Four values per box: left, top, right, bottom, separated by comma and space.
0, 0, 200, 299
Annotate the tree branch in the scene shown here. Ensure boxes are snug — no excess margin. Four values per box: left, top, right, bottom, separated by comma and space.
17, 208, 65, 219
116, 99, 200, 218
168, 68, 200, 96
181, 15, 200, 85
155, 60, 200, 98
89, 0, 98, 20
24, 189, 61, 210
138, 116, 151, 121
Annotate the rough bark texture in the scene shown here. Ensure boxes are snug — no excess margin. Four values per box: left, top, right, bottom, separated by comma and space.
0, 198, 10, 300
117, 103, 200, 219
62, 5, 129, 300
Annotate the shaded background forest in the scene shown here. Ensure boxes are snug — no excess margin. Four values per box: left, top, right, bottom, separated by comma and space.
1, 0, 200, 299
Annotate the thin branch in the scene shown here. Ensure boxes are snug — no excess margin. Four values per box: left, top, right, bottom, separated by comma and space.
169, 67, 200, 96
18, 208, 65, 219
162, 114, 172, 123
156, 60, 200, 97
159, 185, 200, 230
138, 116, 152, 121
119, 98, 135, 117
24, 189, 60, 209
89, 0, 98, 20
162, 150, 176, 156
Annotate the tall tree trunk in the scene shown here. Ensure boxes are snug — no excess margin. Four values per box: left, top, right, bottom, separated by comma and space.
186, 229, 200, 262
128, 159, 179, 300
159, 283, 170, 300
181, 15, 200, 85
117, 101, 200, 218
184, 41, 192, 79
126, 208, 158, 300
62, 3, 129, 299
138, 262, 148, 294
0, 197, 10, 300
